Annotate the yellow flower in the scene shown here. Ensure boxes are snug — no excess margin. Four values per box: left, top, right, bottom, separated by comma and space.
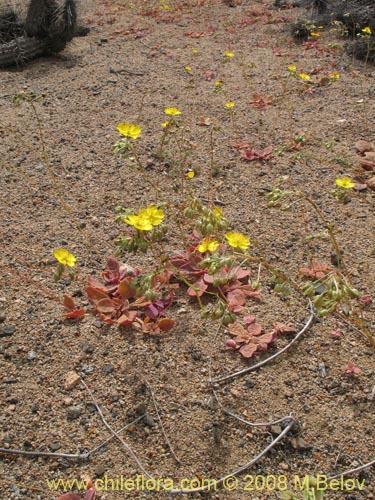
288, 65, 297, 72
215, 81, 223, 87
187, 170, 195, 179
310, 32, 320, 37
299, 73, 310, 81
116, 122, 142, 139
185, 65, 192, 72
139, 205, 165, 226
225, 232, 250, 251
124, 205, 164, 231
225, 101, 235, 109
330, 72, 340, 79
161, 121, 171, 128
54, 248, 76, 267
165, 107, 182, 116
335, 177, 355, 189
225, 51, 235, 58
362, 26, 372, 35
192, 49, 199, 54
124, 214, 152, 231
197, 237, 220, 253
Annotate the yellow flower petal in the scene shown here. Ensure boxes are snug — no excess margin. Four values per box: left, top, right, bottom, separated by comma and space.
140, 205, 165, 227
225, 51, 235, 58
225, 232, 250, 251
161, 121, 170, 128
192, 49, 199, 54
185, 65, 192, 72
187, 171, 195, 179
125, 214, 152, 231
54, 248, 76, 267
288, 65, 297, 72
335, 177, 355, 189
197, 237, 220, 253
299, 73, 310, 81
330, 72, 340, 79
215, 81, 223, 87
225, 101, 235, 109
165, 107, 182, 116
362, 26, 372, 35
116, 122, 142, 139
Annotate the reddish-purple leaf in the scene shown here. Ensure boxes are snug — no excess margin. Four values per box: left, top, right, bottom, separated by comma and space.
145, 304, 159, 319
228, 322, 248, 338
96, 298, 117, 314
118, 279, 135, 299
55, 494, 81, 500
64, 309, 86, 319
232, 267, 251, 281
244, 315, 256, 324
158, 318, 175, 332
227, 289, 247, 308
225, 339, 238, 349
240, 146, 273, 161
187, 278, 208, 297
84, 489, 96, 500
239, 343, 258, 358
255, 332, 274, 344
63, 294, 76, 311
86, 286, 109, 302
246, 322, 263, 336
117, 311, 138, 325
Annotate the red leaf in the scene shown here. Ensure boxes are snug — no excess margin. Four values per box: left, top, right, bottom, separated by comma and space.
225, 339, 238, 349
118, 279, 135, 299
228, 322, 248, 338
86, 286, 109, 302
106, 257, 120, 274
244, 315, 256, 324
117, 311, 138, 325
227, 289, 246, 308
157, 318, 175, 332
63, 294, 76, 311
64, 309, 86, 319
255, 332, 274, 344
240, 145, 273, 161
239, 343, 258, 358
232, 267, 251, 281
96, 298, 117, 314
84, 487, 96, 500
187, 278, 207, 297
247, 322, 263, 336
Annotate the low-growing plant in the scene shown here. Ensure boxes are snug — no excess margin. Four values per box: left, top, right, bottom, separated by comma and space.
59, 113, 375, 356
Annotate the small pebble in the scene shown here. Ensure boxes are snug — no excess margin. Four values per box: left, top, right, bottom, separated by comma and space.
143, 412, 156, 427
65, 371, 81, 390
66, 406, 82, 420
102, 364, 114, 375
0, 325, 15, 337
95, 465, 106, 477
50, 443, 61, 452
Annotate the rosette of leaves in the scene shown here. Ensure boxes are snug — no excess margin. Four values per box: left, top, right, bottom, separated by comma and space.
226, 317, 296, 358
84, 258, 176, 333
